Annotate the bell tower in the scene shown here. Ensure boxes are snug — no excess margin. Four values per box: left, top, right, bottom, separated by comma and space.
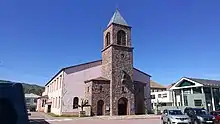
101, 9, 135, 116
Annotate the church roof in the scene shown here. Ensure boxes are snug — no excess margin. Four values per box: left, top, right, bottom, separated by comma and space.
85, 77, 110, 83
107, 9, 129, 27
150, 80, 166, 89
45, 60, 151, 86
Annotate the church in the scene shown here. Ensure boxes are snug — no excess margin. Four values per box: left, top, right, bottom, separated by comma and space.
37, 10, 152, 116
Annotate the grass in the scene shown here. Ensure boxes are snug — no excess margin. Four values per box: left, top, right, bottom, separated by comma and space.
48, 113, 89, 117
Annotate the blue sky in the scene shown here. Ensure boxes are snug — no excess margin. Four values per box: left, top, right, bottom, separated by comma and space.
0, 0, 220, 86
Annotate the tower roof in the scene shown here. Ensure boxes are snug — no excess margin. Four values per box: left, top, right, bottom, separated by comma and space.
107, 9, 129, 27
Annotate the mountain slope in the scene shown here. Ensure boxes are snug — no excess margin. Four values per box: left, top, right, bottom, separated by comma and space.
0, 80, 44, 96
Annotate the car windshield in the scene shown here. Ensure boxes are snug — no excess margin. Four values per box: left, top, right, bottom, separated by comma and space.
169, 110, 183, 115
194, 109, 208, 115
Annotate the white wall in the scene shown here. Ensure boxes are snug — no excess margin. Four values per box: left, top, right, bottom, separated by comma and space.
151, 90, 173, 104
45, 71, 64, 115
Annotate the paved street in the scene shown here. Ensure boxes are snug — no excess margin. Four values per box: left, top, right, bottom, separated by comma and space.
29, 112, 161, 124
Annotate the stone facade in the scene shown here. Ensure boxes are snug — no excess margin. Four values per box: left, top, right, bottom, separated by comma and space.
84, 78, 110, 116
102, 23, 135, 115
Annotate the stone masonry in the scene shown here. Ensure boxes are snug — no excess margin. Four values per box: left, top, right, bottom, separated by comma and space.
84, 78, 110, 116
102, 23, 135, 115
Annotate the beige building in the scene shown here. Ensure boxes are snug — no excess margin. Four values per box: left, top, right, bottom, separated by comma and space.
37, 10, 152, 116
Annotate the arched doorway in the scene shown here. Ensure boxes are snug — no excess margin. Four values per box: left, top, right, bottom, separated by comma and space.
118, 97, 128, 115
97, 100, 104, 115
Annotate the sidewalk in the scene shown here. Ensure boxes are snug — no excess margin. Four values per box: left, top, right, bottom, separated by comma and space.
90, 115, 161, 120
30, 112, 161, 122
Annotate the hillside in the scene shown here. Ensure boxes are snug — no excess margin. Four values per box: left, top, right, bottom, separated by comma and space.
0, 80, 44, 96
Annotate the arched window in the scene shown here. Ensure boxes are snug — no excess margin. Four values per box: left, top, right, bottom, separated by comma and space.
55, 97, 57, 108
105, 32, 110, 47
117, 30, 126, 46
73, 97, 79, 109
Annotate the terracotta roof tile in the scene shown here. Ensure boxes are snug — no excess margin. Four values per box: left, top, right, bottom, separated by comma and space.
150, 80, 166, 89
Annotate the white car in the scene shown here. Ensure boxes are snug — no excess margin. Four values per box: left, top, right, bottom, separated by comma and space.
162, 109, 191, 124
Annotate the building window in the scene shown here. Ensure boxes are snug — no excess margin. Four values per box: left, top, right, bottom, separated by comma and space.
184, 95, 188, 106
204, 87, 211, 93
73, 97, 79, 109
193, 87, 202, 94
105, 32, 110, 46
26, 98, 31, 103
58, 97, 60, 108
59, 75, 62, 88
55, 97, 57, 108
117, 30, 126, 46
151, 95, 155, 99
42, 100, 45, 107
183, 88, 191, 94
158, 94, 161, 98
163, 93, 167, 98
194, 99, 202, 106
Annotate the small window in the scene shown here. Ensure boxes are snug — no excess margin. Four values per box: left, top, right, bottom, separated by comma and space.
105, 32, 110, 46
73, 97, 79, 109
184, 96, 188, 106
163, 93, 167, 98
26, 98, 31, 103
42, 99, 46, 107
194, 100, 202, 106
151, 95, 155, 99
58, 97, 60, 108
117, 30, 126, 46
158, 94, 161, 98
193, 87, 202, 94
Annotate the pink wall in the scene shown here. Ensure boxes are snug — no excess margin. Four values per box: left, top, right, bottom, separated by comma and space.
62, 65, 102, 113
60, 62, 151, 113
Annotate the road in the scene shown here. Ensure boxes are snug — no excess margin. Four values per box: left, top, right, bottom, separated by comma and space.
29, 112, 161, 124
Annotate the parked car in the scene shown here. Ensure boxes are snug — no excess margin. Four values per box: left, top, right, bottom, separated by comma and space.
161, 109, 191, 124
184, 107, 215, 124
210, 111, 220, 123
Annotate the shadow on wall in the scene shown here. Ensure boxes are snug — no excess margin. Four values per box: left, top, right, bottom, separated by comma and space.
29, 119, 49, 124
